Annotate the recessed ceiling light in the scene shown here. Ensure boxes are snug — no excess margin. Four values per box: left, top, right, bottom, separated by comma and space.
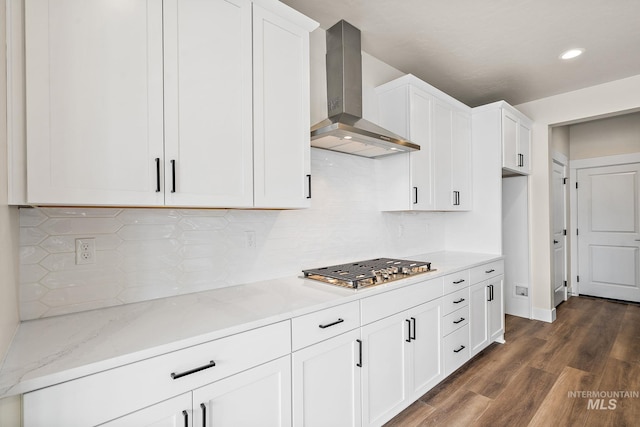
560, 48, 585, 60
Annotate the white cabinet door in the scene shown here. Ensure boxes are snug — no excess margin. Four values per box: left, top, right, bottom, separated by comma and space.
25, 0, 165, 206
469, 281, 489, 357
408, 299, 443, 398
253, 4, 311, 208
193, 356, 291, 427
292, 329, 362, 427
101, 393, 192, 427
488, 278, 505, 342
408, 88, 436, 210
433, 100, 454, 210
361, 311, 408, 427
163, 0, 253, 207
451, 110, 472, 210
518, 121, 532, 174
502, 110, 519, 171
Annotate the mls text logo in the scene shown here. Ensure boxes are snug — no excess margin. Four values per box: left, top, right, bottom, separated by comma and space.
568, 390, 639, 410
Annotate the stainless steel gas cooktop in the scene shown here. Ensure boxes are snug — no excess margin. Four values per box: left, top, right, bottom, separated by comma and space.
302, 258, 435, 289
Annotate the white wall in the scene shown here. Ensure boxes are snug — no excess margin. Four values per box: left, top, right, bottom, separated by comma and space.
569, 112, 640, 160
17, 28, 446, 320
551, 126, 570, 157
0, 0, 22, 422
516, 74, 640, 319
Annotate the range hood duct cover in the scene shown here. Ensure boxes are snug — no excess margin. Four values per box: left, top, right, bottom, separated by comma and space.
310, 20, 419, 158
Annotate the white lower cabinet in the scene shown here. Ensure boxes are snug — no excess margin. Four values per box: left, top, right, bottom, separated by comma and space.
361, 298, 442, 427
469, 276, 505, 357
101, 393, 192, 427
292, 329, 362, 427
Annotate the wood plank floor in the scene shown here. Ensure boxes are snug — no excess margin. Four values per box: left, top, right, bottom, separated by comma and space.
384, 296, 640, 427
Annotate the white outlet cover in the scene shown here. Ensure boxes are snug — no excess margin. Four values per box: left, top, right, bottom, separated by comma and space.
75, 238, 96, 265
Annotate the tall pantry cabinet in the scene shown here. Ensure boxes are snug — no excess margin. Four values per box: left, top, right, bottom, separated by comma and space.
14, 0, 317, 208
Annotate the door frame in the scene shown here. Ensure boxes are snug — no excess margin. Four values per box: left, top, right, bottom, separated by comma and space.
569, 152, 640, 296
551, 151, 568, 304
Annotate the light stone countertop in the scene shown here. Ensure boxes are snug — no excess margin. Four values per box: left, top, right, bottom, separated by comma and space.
0, 251, 502, 398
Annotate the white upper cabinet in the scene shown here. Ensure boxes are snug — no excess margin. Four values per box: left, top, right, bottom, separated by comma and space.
376, 75, 472, 211
501, 105, 532, 175
253, 2, 313, 208
19, 0, 317, 208
25, 0, 165, 206
163, 0, 253, 208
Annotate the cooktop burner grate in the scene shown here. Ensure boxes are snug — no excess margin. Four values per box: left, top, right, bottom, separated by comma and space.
302, 258, 433, 289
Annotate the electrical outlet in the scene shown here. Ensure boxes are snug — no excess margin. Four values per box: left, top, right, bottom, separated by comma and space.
245, 231, 256, 248
75, 238, 96, 265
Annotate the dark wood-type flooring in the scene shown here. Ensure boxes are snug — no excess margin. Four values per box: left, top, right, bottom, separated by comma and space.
385, 296, 640, 427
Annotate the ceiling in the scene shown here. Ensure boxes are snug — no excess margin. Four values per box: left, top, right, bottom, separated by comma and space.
282, 0, 640, 107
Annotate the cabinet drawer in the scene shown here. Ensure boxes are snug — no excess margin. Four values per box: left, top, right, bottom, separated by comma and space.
443, 324, 470, 376
360, 277, 443, 325
442, 306, 469, 337
470, 260, 504, 284
24, 321, 291, 427
292, 301, 360, 351
442, 270, 470, 295
442, 287, 469, 316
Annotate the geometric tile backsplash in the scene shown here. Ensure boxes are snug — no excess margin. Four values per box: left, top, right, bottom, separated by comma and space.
19, 149, 446, 320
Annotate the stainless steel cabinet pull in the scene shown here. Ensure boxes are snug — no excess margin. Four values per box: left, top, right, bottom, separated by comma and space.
356, 339, 362, 367
453, 345, 466, 353
453, 279, 465, 284
453, 298, 465, 304
306, 174, 312, 199
200, 403, 206, 427
405, 319, 412, 342
319, 318, 344, 329
171, 360, 216, 380
182, 410, 188, 427
413, 187, 418, 204
410, 317, 416, 340
155, 158, 161, 192
171, 160, 176, 193
485, 269, 495, 274
453, 317, 465, 324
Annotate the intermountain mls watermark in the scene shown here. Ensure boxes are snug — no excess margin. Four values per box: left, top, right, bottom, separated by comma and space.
568, 390, 640, 410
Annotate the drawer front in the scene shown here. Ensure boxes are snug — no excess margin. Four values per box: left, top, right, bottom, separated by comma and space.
24, 321, 291, 427
470, 260, 504, 284
443, 324, 470, 376
292, 301, 360, 351
442, 306, 469, 337
442, 270, 470, 295
360, 277, 443, 325
442, 287, 469, 316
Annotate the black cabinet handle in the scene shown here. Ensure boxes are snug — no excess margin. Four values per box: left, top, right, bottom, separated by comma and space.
405, 319, 412, 342
453, 298, 465, 304
453, 345, 466, 353
453, 317, 465, 324
410, 317, 416, 341
200, 403, 206, 427
413, 187, 418, 204
319, 318, 344, 329
485, 269, 495, 274
306, 174, 312, 199
182, 410, 188, 427
155, 158, 161, 192
453, 279, 465, 284
356, 339, 362, 367
554, 240, 559, 244
171, 159, 176, 193
453, 191, 460, 206
487, 284, 494, 302
171, 360, 216, 380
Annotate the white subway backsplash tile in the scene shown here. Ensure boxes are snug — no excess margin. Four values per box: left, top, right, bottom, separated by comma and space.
18, 150, 446, 320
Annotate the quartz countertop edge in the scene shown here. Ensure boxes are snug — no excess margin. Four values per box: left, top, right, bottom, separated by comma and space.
0, 251, 502, 398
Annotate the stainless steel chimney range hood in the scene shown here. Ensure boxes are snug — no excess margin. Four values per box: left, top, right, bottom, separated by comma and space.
310, 20, 420, 158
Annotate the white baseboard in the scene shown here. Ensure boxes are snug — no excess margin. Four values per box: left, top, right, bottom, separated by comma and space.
532, 307, 556, 323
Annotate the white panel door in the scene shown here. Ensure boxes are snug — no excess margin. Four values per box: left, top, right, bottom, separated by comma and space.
292, 329, 361, 427
469, 282, 489, 356
193, 356, 291, 427
253, 4, 311, 208
408, 87, 435, 210
577, 164, 640, 302
518, 122, 532, 174
163, 0, 253, 207
451, 110, 472, 210
361, 311, 408, 427
408, 299, 443, 398
25, 0, 165, 206
433, 100, 453, 210
502, 110, 518, 171
552, 161, 567, 306
101, 393, 192, 427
